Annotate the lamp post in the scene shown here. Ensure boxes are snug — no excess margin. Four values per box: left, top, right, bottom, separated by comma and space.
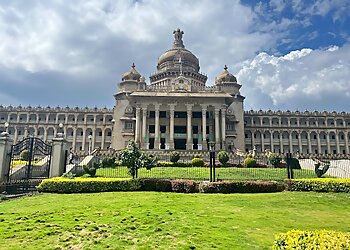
208, 141, 216, 182
88, 134, 92, 155
110, 119, 115, 151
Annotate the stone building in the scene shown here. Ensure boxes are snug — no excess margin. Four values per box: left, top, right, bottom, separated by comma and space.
0, 29, 349, 155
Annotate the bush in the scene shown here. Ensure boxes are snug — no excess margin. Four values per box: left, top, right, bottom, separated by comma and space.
272, 230, 350, 249
83, 162, 100, 177
139, 178, 172, 192
170, 179, 197, 193
217, 151, 229, 165
157, 161, 192, 168
170, 152, 180, 163
268, 153, 282, 168
285, 178, 350, 193
244, 157, 256, 168
20, 150, 29, 161
199, 181, 284, 193
193, 154, 201, 159
192, 157, 204, 167
100, 157, 116, 168
36, 177, 141, 193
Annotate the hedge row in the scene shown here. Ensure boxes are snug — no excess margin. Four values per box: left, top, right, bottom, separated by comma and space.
156, 161, 270, 168
272, 230, 350, 249
285, 178, 350, 193
36, 178, 283, 194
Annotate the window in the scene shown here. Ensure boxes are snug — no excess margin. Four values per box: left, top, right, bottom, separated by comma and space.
99, 131, 102, 136
149, 125, 155, 133
192, 112, 201, 118
192, 126, 198, 134
174, 112, 187, 118
125, 122, 133, 129
313, 135, 317, 139
89, 131, 93, 136
80, 131, 83, 136
245, 134, 248, 138
149, 111, 155, 118
160, 125, 166, 133
160, 111, 167, 118
107, 131, 112, 136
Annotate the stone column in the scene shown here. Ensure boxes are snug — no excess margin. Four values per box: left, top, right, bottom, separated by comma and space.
326, 132, 331, 154
91, 129, 96, 151
279, 131, 283, 153
289, 132, 293, 153
201, 105, 207, 151
72, 127, 77, 151
169, 104, 176, 150
43, 127, 47, 142
336, 132, 340, 154
186, 104, 193, 150
101, 129, 105, 150
14, 126, 18, 143
142, 107, 147, 148
221, 107, 226, 150
345, 131, 349, 155
154, 104, 160, 149
307, 131, 312, 154
0, 133, 13, 182
135, 107, 141, 145
215, 108, 220, 150
298, 131, 302, 153
317, 131, 321, 154
270, 132, 274, 152
49, 135, 68, 178
261, 132, 265, 152
251, 130, 255, 150
82, 128, 86, 151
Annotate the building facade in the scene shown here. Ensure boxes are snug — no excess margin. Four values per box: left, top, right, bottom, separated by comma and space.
0, 29, 349, 155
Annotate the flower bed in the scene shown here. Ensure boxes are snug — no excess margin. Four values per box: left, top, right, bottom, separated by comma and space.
285, 178, 350, 193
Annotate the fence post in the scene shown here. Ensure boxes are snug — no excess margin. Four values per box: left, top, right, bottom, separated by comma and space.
49, 135, 68, 178
0, 133, 13, 182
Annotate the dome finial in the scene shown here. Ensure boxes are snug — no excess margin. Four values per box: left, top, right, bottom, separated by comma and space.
224, 65, 228, 71
132, 63, 135, 69
173, 28, 185, 48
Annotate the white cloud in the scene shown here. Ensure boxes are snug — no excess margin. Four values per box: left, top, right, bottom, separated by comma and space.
238, 44, 350, 111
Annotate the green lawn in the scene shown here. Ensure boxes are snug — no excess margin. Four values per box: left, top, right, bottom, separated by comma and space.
1, 192, 349, 249
96, 167, 317, 180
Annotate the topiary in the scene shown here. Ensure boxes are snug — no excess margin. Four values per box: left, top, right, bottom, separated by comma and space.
20, 150, 29, 161
244, 157, 256, 168
170, 151, 180, 163
192, 157, 204, 167
217, 151, 229, 165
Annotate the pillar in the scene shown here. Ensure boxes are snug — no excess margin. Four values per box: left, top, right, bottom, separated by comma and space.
326, 132, 331, 154
49, 135, 68, 178
215, 108, 220, 150
336, 132, 340, 154
186, 104, 193, 150
101, 129, 105, 150
307, 131, 312, 154
154, 104, 160, 149
201, 105, 207, 151
317, 131, 321, 154
289, 132, 293, 153
345, 131, 349, 155
298, 131, 302, 153
261, 132, 265, 152
169, 104, 175, 150
221, 107, 226, 150
135, 107, 141, 145
142, 107, 147, 148
0, 133, 13, 182
270, 132, 274, 152
279, 131, 283, 153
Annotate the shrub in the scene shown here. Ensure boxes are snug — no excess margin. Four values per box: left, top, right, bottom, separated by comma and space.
100, 157, 116, 168
61, 172, 76, 179
170, 179, 197, 193
315, 163, 330, 177
193, 154, 201, 159
268, 153, 282, 168
157, 161, 192, 168
285, 178, 350, 193
217, 151, 229, 165
139, 178, 172, 192
244, 157, 256, 168
83, 161, 100, 177
272, 230, 350, 249
192, 157, 204, 167
170, 152, 180, 163
36, 177, 141, 193
20, 150, 29, 161
199, 181, 284, 193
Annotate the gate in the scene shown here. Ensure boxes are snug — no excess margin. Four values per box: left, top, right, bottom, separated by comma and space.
5, 137, 52, 193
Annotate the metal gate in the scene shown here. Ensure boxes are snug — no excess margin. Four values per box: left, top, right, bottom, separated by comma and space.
5, 137, 52, 193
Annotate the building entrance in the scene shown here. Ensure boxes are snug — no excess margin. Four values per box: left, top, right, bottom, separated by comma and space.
174, 139, 186, 150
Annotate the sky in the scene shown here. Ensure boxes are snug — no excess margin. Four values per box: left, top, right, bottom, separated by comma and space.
0, 0, 349, 111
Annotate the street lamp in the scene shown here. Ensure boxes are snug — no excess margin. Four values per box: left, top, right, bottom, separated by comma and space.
57, 123, 64, 137
88, 134, 92, 155
1, 122, 9, 136
110, 119, 115, 151
208, 141, 216, 182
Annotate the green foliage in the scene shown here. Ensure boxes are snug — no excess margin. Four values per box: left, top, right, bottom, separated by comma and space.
193, 154, 201, 159
61, 172, 76, 179
170, 151, 180, 163
199, 181, 284, 193
139, 178, 172, 192
83, 162, 100, 177
244, 157, 256, 168
20, 150, 29, 161
156, 162, 192, 168
170, 179, 197, 193
100, 157, 117, 168
268, 153, 282, 168
272, 230, 350, 249
119, 140, 158, 178
285, 178, 350, 193
36, 177, 141, 193
315, 163, 330, 177
217, 151, 229, 165
191, 157, 204, 167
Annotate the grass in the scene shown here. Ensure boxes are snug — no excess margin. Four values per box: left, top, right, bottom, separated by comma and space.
96, 167, 317, 180
0, 192, 349, 249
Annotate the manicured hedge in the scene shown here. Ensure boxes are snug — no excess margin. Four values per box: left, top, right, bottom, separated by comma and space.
156, 161, 192, 168
36, 177, 141, 193
199, 181, 284, 193
170, 179, 197, 193
285, 178, 350, 193
272, 230, 350, 249
139, 178, 172, 192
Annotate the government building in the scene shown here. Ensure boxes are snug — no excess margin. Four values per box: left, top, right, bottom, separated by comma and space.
0, 29, 349, 155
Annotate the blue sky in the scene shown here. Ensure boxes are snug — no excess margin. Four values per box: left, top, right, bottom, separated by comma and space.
0, 0, 349, 111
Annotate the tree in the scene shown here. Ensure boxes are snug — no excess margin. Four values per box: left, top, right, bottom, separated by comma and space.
268, 153, 282, 168
119, 140, 158, 178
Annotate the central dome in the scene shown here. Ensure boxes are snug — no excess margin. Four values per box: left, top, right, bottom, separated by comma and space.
156, 29, 200, 72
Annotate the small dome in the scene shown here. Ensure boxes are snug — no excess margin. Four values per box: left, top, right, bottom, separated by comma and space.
216, 65, 237, 84
122, 63, 141, 81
